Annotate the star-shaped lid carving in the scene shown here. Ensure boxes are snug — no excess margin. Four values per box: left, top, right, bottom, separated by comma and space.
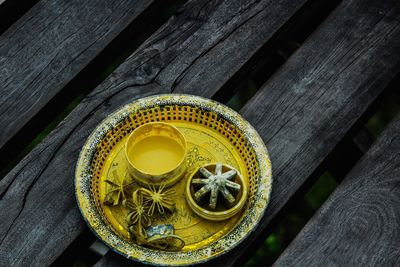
192, 163, 241, 210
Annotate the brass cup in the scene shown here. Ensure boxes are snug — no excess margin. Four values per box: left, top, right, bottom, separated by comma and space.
125, 122, 187, 187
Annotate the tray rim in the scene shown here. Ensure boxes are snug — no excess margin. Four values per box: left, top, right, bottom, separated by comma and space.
75, 94, 272, 266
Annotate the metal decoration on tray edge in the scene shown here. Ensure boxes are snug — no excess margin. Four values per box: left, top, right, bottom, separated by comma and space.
75, 94, 272, 266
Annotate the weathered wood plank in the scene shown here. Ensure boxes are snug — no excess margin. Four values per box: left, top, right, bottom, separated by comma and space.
0, 0, 154, 150
209, 0, 400, 265
274, 113, 400, 267
0, 0, 309, 265
95, 0, 400, 266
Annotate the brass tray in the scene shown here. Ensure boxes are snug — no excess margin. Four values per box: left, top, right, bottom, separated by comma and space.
75, 94, 272, 265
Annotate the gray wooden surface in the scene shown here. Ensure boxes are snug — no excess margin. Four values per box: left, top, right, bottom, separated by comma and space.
0, 0, 153, 150
96, 0, 400, 266
0, 0, 399, 266
0, 0, 310, 265
274, 113, 400, 267
214, 0, 400, 265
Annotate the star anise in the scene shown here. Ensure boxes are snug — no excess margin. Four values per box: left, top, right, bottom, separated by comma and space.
123, 190, 151, 237
192, 163, 241, 210
103, 170, 134, 206
141, 183, 176, 216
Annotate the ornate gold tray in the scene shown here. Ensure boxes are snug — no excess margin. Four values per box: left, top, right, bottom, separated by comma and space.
75, 94, 272, 265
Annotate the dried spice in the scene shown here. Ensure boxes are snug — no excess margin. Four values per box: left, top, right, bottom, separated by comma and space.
103, 172, 181, 250
192, 163, 241, 210
123, 189, 184, 250
142, 183, 176, 216
103, 170, 134, 206
123, 190, 151, 237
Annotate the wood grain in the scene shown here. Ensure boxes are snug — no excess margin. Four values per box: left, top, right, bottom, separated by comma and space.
274, 113, 400, 267
0, 0, 309, 265
96, 0, 400, 266
209, 0, 400, 266
0, 0, 154, 150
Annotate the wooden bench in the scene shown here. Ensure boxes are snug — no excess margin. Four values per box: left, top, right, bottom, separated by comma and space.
0, 0, 399, 266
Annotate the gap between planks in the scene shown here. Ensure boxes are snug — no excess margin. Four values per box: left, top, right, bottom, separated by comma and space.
0, 0, 313, 265
273, 112, 400, 266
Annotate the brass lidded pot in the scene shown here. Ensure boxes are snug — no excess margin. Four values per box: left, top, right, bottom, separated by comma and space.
186, 163, 248, 221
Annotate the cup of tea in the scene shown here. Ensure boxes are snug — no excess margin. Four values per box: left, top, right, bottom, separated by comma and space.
125, 122, 187, 187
